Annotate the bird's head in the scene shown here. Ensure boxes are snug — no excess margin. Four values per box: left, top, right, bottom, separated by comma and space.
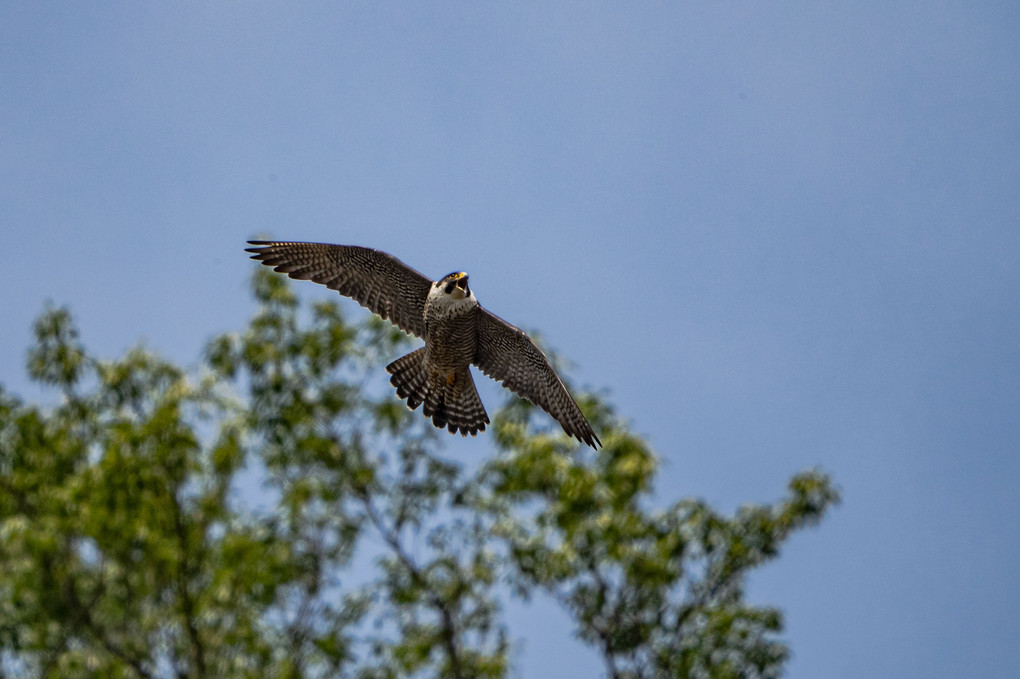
440, 272, 470, 299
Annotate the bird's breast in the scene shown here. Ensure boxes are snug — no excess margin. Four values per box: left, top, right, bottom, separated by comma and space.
423, 311, 478, 370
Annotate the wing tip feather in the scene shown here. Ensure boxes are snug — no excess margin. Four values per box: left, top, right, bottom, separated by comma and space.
573, 426, 601, 450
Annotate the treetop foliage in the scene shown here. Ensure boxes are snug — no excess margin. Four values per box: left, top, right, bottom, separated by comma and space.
0, 269, 838, 678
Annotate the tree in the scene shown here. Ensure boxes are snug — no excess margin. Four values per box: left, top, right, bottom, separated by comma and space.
0, 269, 838, 678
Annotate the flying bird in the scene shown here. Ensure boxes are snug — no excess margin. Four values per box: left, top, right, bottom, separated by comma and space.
245, 241, 601, 449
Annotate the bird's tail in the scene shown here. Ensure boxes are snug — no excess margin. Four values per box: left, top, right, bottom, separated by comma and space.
426, 371, 489, 437
386, 349, 489, 437
387, 348, 430, 410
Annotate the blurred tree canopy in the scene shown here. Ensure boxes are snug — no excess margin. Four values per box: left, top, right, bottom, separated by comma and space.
0, 270, 838, 679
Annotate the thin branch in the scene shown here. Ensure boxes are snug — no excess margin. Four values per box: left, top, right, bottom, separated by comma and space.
44, 558, 155, 679
170, 488, 207, 678
358, 490, 466, 679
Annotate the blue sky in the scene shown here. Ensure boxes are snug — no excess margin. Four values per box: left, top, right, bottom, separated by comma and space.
2, 3, 1018, 677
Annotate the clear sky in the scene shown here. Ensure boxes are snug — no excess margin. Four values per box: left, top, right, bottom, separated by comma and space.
2, 3, 1018, 677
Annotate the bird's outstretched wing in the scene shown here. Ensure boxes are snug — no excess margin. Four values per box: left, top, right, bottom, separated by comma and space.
472, 307, 601, 449
245, 241, 433, 337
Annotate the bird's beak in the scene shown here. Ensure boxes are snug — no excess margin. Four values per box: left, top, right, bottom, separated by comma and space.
455, 274, 469, 291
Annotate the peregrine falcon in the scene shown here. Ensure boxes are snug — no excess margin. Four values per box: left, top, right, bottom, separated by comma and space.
245, 241, 601, 449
